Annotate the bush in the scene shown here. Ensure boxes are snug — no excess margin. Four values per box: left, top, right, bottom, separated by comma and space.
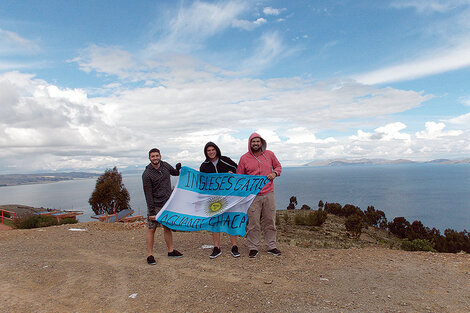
343, 204, 363, 217
324, 202, 343, 215
60, 218, 78, 225
300, 204, 311, 210
388, 217, 410, 238
364, 206, 387, 228
406, 220, 431, 241
401, 239, 437, 252
345, 214, 363, 238
13, 215, 58, 229
294, 209, 328, 226
2, 211, 10, 218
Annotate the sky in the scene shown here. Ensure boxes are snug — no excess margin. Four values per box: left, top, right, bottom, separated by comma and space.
1, 0, 470, 173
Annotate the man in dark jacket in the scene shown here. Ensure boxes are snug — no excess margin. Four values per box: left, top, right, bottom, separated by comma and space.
143, 148, 183, 265
199, 142, 240, 258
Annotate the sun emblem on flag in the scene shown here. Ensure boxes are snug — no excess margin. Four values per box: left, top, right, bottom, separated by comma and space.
205, 196, 227, 216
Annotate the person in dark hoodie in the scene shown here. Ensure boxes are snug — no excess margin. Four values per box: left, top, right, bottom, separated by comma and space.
236, 133, 282, 258
200, 142, 240, 259
142, 148, 183, 265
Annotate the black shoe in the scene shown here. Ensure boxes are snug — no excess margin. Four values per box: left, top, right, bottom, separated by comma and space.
147, 255, 156, 265
168, 250, 183, 258
231, 245, 240, 258
248, 250, 258, 258
267, 248, 282, 256
210, 247, 222, 259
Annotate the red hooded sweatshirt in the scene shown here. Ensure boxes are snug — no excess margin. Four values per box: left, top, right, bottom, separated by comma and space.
236, 132, 282, 195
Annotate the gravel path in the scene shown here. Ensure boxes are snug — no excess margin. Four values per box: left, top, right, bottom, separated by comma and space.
1, 222, 469, 313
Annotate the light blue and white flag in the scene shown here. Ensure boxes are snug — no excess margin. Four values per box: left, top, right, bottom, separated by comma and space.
155, 166, 270, 236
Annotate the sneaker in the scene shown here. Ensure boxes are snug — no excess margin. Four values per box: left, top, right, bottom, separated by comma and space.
147, 255, 157, 265
168, 250, 183, 258
231, 245, 241, 258
267, 248, 282, 256
210, 247, 222, 259
248, 250, 258, 258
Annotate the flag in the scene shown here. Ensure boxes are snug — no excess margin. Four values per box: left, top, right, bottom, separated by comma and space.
155, 166, 270, 236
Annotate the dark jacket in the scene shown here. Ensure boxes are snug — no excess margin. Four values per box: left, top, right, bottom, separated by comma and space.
199, 142, 238, 173
142, 161, 179, 213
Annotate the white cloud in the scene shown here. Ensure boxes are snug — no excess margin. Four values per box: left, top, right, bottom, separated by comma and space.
70, 45, 137, 78
416, 121, 463, 139
448, 112, 470, 125
350, 122, 411, 142
390, 0, 470, 14
147, 1, 249, 53
232, 17, 266, 31
241, 31, 290, 72
2, 58, 468, 172
354, 43, 470, 85
286, 127, 335, 144
263, 7, 285, 16
0, 28, 40, 54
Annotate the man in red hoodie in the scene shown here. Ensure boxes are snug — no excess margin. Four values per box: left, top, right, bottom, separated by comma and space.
236, 133, 282, 258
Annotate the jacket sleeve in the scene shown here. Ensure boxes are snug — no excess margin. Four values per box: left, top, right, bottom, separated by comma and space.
165, 162, 180, 176
270, 151, 282, 176
142, 172, 155, 213
222, 156, 238, 171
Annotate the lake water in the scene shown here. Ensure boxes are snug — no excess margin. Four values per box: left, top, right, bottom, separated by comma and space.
0, 164, 469, 232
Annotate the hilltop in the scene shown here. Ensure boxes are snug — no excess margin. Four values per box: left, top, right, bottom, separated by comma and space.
1, 214, 469, 312
304, 158, 470, 167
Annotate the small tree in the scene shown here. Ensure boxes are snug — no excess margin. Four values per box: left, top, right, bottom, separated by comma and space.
89, 167, 131, 215
300, 204, 311, 210
388, 217, 410, 238
287, 196, 297, 210
345, 214, 363, 238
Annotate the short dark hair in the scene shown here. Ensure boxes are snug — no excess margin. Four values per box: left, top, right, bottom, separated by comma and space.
148, 148, 160, 157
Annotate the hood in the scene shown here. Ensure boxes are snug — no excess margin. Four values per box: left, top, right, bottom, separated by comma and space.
204, 141, 221, 160
248, 132, 267, 153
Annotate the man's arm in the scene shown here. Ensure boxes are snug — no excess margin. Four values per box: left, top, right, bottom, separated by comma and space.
266, 151, 282, 180
142, 173, 155, 213
166, 162, 181, 176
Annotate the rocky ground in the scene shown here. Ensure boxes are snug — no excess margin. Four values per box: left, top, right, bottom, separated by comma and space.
0, 217, 469, 313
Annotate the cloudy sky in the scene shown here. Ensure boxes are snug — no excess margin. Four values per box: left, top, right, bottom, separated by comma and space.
1, 0, 470, 173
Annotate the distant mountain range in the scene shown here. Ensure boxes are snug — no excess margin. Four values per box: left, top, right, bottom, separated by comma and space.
1, 158, 469, 187
304, 158, 470, 167
0, 172, 100, 187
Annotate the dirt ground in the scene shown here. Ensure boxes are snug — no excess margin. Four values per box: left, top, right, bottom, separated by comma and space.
0, 222, 469, 313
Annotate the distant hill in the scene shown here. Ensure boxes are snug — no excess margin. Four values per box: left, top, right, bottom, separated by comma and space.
0, 172, 99, 187
304, 158, 470, 167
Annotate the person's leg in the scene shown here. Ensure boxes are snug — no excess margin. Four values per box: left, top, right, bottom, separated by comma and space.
212, 232, 221, 248
261, 192, 278, 250
163, 225, 173, 252
210, 232, 222, 258
146, 227, 157, 256
246, 195, 263, 251
229, 235, 237, 246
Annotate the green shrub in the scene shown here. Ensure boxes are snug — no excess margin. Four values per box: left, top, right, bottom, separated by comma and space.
345, 214, 363, 238
13, 215, 60, 229
2, 211, 11, 218
294, 209, 328, 227
388, 217, 410, 238
59, 218, 78, 225
324, 202, 343, 215
401, 239, 437, 252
